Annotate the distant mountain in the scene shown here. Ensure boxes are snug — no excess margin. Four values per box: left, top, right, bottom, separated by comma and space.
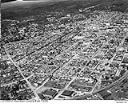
1, 0, 16, 3
1, 0, 128, 20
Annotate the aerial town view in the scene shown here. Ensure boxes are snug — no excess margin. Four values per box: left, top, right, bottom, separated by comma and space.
1, 0, 128, 101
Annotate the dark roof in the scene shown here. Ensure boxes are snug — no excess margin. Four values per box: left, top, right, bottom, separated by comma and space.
62, 90, 74, 97
43, 89, 58, 98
